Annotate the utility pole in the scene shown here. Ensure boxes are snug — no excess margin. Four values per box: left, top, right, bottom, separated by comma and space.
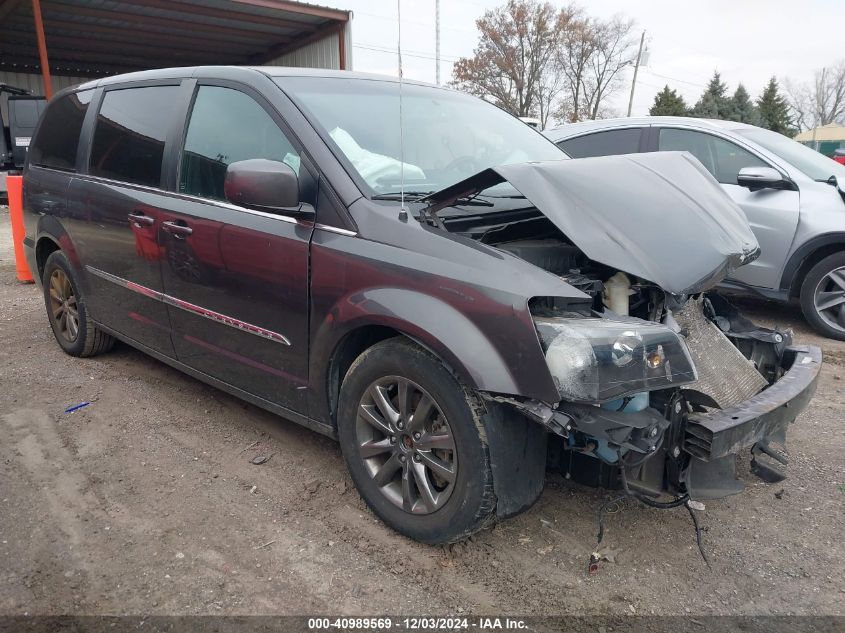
627, 30, 646, 117
435, 0, 441, 85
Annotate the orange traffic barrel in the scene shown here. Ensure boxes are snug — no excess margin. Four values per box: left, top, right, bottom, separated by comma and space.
6, 173, 34, 283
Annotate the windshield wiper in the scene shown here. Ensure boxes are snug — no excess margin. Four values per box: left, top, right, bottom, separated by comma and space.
372, 191, 434, 201
453, 195, 494, 207
815, 175, 838, 186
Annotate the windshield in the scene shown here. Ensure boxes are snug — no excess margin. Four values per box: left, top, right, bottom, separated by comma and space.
737, 127, 845, 183
278, 77, 566, 196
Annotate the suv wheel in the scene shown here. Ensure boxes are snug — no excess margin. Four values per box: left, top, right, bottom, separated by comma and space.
800, 251, 845, 341
43, 251, 116, 357
337, 338, 496, 544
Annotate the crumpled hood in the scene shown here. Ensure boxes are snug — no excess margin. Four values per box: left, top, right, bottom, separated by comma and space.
424, 151, 760, 295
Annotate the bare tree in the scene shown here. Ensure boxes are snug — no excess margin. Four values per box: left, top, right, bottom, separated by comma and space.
785, 62, 845, 131
556, 9, 595, 123
534, 7, 579, 127
555, 12, 636, 122
581, 16, 636, 120
451, 0, 560, 124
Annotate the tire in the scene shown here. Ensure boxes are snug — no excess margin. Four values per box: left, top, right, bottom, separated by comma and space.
337, 338, 496, 544
42, 250, 116, 357
799, 251, 845, 341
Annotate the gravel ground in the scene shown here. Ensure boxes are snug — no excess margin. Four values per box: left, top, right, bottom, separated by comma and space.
0, 206, 843, 617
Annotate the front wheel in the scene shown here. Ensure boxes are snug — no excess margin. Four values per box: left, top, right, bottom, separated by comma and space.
799, 252, 845, 341
337, 338, 496, 544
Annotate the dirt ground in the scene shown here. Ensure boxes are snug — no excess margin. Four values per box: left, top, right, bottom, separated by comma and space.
0, 206, 843, 617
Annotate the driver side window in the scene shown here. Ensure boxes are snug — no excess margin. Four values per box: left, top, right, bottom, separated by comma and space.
658, 128, 767, 185
179, 86, 300, 202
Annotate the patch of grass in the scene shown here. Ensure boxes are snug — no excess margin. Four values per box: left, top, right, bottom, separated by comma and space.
839, 484, 845, 494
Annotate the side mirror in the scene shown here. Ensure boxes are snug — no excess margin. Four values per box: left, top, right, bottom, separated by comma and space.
737, 166, 792, 191
224, 159, 313, 217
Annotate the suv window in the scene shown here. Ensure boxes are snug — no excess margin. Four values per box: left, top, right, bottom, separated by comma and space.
28, 90, 93, 171
90, 86, 181, 188
179, 86, 299, 202
658, 128, 768, 185
558, 128, 642, 158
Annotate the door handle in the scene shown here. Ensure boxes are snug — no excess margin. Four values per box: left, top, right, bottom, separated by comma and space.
161, 220, 193, 237
128, 212, 155, 227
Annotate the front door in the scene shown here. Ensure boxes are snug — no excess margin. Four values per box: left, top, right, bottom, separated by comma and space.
656, 127, 800, 289
73, 83, 185, 356
156, 84, 312, 413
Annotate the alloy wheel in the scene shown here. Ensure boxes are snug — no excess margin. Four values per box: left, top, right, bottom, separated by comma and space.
813, 266, 845, 333
49, 269, 80, 343
356, 376, 457, 514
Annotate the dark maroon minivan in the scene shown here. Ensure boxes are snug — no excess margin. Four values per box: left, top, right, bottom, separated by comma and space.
23, 67, 820, 544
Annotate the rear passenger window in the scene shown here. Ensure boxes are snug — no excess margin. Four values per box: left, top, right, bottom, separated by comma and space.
179, 86, 299, 202
28, 90, 92, 171
558, 128, 642, 158
90, 86, 181, 187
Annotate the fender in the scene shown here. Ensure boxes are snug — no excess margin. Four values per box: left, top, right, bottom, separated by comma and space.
28, 216, 83, 289
310, 287, 560, 417
779, 232, 845, 292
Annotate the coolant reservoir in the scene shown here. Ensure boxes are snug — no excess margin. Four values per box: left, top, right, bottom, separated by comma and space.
603, 271, 632, 315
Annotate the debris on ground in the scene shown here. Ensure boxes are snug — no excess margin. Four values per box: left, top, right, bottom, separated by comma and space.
64, 402, 91, 414
251, 454, 272, 465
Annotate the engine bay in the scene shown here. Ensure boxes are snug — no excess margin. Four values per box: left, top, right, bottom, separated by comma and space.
446, 207, 663, 321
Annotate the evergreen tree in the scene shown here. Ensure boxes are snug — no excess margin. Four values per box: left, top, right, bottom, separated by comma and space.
649, 85, 689, 116
691, 71, 732, 119
757, 77, 796, 135
729, 84, 760, 125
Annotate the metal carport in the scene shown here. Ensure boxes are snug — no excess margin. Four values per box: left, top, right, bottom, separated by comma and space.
0, 0, 352, 101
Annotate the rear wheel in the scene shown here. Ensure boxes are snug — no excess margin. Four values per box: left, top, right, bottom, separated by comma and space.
337, 338, 496, 544
799, 251, 845, 341
43, 250, 115, 357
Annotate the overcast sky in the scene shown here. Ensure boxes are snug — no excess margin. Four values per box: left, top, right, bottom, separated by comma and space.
337, 0, 841, 121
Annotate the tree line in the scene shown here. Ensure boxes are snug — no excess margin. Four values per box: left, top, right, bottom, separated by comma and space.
650, 73, 796, 136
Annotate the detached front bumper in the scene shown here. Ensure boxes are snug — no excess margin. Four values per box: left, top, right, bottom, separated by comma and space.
683, 345, 822, 499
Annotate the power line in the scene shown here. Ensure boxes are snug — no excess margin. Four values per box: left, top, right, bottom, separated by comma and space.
354, 42, 460, 63
641, 69, 708, 89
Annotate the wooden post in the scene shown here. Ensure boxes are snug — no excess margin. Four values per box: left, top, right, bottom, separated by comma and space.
32, 0, 53, 99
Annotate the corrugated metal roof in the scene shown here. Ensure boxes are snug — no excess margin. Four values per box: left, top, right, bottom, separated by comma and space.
0, 0, 350, 77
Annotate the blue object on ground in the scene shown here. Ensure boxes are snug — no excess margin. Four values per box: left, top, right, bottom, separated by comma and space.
64, 402, 91, 414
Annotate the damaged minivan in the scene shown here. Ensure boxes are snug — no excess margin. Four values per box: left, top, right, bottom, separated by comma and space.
23, 67, 821, 544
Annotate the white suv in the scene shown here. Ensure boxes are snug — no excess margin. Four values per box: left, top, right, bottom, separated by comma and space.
546, 117, 845, 340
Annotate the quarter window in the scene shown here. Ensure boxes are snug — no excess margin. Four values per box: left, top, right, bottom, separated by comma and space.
90, 86, 181, 187
179, 86, 299, 202
558, 128, 642, 158
658, 128, 768, 185
28, 90, 93, 171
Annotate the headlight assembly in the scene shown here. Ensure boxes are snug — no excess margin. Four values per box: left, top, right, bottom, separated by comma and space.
534, 317, 698, 403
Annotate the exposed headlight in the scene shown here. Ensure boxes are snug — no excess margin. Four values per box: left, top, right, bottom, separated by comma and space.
534, 317, 698, 403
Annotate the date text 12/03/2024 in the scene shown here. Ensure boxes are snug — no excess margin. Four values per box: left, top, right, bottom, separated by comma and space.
307, 617, 529, 630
